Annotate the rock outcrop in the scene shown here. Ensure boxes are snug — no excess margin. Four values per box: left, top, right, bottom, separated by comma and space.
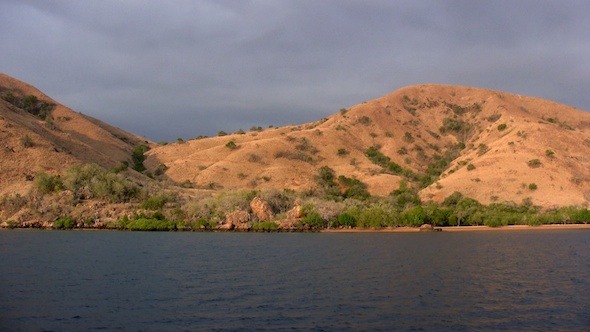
250, 197, 274, 221
219, 209, 251, 230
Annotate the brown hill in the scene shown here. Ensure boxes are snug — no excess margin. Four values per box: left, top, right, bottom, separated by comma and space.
0, 73, 150, 196
146, 84, 590, 208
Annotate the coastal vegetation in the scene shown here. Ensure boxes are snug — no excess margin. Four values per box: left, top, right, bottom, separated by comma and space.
2, 163, 588, 231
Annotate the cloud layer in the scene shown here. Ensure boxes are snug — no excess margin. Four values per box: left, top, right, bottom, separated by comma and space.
1, 0, 589, 141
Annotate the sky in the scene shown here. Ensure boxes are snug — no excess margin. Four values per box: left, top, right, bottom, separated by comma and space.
1, 1, 589, 142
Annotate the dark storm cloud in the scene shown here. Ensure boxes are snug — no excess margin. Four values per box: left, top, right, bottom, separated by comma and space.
1, 0, 589, 141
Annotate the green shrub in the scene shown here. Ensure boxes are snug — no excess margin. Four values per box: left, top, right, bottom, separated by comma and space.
338, 176, 370, 200
63, 164, 140, 202
1, 93, 55, 119
528, 183, 538, 190
497, 123, 507, 131
334, 213, 356, 227
248, 153, 262, 163
217, 131, 227, 136
390, 180, 421, 210
300, 204, 326, 229
252, 221, 279, 231
131, 144, 150, 172
401, 205, 426, 227
357, 205, 393, 228
545, 149, 555, 158
141, 193, 171, 210
53, 217, 75, 229
365, 146, 404, 174
337, 148, 349, 156
274, 150, 313, 163
225, 140, 238, 150
358, 116, 371, 125
20, 135, 34, 148
440, 118, 469, 134
34, 173, 64, 194
403, 132, 414, 143
527, 159, 542, 168
123, 218, 177, 231
483, 213, 511, 227
466, 163, 476, 171
477, 144, 489, 156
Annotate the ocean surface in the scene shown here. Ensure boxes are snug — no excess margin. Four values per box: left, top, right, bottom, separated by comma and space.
1, 230, 589, 331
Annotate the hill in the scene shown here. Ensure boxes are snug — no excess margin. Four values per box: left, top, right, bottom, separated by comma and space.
0, 73, 151, 196
1, 73, 589, 230
146, 84, 590, 208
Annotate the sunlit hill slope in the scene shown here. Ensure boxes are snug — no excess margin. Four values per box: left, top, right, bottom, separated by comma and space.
146, 84, 590, 208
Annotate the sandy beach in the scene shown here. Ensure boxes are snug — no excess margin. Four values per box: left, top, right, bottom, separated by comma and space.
321, 224, 590, 233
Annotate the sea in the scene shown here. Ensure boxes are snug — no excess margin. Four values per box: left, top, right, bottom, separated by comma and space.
1, 230, 589, 331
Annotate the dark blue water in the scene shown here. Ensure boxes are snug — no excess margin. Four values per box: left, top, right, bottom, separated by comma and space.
1, 230, 589, 331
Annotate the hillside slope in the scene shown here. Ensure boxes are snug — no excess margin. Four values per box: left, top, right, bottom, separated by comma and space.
0, 73, 150, 196
146, 84, 590, 208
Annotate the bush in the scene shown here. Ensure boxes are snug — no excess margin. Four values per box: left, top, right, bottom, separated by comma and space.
300, 204, 326, 229
63, 164, 140, 202
34, 173, 64, 194
141, 193, 171, 210
20, 135, 34, 148
545, 149, 555, 158
527, 159, 542, 168
337, 148, 349, 156
131, 144, 150, 172
466, 163, 476, 171
357, 205, 394, 228
390, 181, 421, 209
477, 144, 489, 156
401, 205, 426, 227
259, 189, 296, 214
248, 153, 262, 163
440, 118, 468, 134
1, 92, 55, 119
358, 116, 371, 125
334, 213, 356, 228
274, 150, 313, 163
497, 123, 507, 131
338, 176, 370, 200
123, 218, 177, 231
528, 183, 538, 190
252, 221, 279, 231
53, 217, 75, 229
225, 140, 238, 150
403, 132, 414, 143
365, 146, 404, 174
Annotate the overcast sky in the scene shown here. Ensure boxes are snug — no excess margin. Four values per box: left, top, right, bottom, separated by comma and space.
1, 1, 589, 142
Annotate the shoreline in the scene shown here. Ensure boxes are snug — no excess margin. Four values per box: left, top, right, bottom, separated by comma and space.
2, 224, 589, 233
321, 224, 590, 233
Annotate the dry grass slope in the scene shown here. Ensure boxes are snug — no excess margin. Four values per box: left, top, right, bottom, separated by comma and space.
146, 84, 590, 208
0, 73, 151, 196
